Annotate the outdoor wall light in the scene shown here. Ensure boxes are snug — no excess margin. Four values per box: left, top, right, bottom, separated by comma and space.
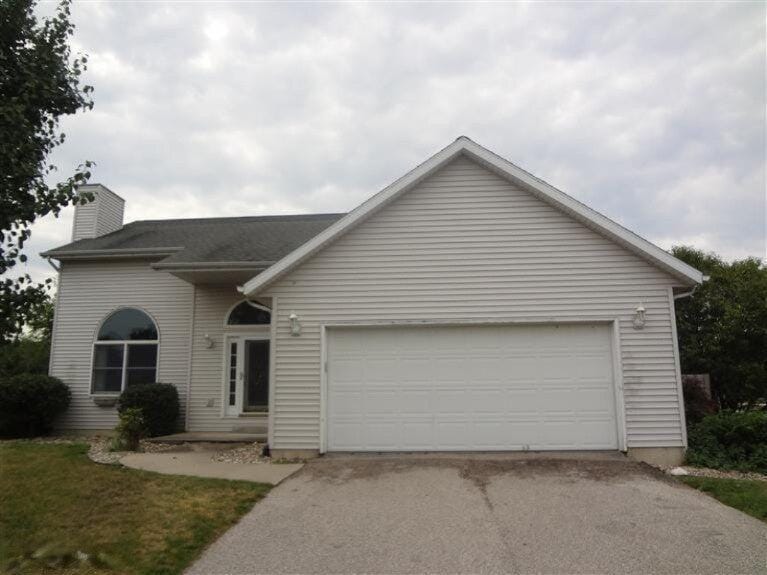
633, 304, 646, 330
203, 333, 214, 348
289, 312, 302, 336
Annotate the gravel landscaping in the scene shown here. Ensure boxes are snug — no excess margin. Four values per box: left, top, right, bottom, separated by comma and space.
4, 436, 268, 466
667, 465, 767, 482
83, 437, 267, 466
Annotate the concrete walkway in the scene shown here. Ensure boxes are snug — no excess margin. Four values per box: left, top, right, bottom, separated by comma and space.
187, 455, 767, 574
120, 451, 302, 484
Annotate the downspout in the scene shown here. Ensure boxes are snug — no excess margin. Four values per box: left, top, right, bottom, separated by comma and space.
669, 275, 707, 451
46, 257, 60, 272
185, 284, 196, 431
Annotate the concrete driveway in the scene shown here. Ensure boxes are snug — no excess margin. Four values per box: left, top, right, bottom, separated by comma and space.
187, 453, 766, 574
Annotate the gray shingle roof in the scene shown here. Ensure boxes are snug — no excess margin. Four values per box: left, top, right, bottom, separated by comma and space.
42, 213, 346, 267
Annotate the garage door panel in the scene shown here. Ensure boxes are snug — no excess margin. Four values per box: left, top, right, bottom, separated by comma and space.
434, 419, 471, 449
506, 420, 541, 447
331, 390, 363, 415
365, 421, 401, 449
327, 324, 619, 451
434, 390, 468, 414
365, 390, 399, 414
330, 420, 364, 450
399, 389, 430, 413
399, 358, 432, 381
469, 389, 506, 413
504, 357, 540, 379
400, 419, 433, 448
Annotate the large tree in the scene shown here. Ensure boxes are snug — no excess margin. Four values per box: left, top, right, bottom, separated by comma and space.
672, 246, 767, 410
0, 0, 93, 343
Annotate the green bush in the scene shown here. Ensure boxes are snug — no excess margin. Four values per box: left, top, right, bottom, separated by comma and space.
0, 374, 71, 438
0, 338, 50, 378
117, 383, 179, 437
686, 411, 767, 473
683, 378, 718, 425
113, 407, 146, 451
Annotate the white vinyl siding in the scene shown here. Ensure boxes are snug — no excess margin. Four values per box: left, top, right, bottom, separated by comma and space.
186, 285, 247, 431
50, 260, 192, 430
71, 186, 124, 241
265, 156, 685, 451
71, 201, 98, 242
95, 190, 125, 237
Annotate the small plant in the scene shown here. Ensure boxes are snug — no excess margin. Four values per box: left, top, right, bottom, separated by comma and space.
117, 382, 179, 437
113, 408, 146, 451
0, 374, 71, 438
686, 410, 767, 473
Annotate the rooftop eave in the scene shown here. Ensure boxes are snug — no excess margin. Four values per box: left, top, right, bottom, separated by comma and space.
150, 260, 275, 271
40, 246, 184, 261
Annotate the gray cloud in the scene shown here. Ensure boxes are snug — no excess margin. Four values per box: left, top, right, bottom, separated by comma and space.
19, 1, 766, 285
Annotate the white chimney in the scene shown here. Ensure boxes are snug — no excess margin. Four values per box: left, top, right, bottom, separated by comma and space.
71, 184, 125, 241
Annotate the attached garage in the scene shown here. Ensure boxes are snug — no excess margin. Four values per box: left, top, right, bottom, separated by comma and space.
325, 324, 622, 452
240, 137, 704, 466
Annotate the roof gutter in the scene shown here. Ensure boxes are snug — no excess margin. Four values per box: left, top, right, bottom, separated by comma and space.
151, 261, 275, 271
40, 247, 184, 260
674, 275, 709, 300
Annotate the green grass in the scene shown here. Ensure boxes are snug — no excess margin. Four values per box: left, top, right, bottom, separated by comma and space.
0, 441, 271, 575
680, 476, 767, 523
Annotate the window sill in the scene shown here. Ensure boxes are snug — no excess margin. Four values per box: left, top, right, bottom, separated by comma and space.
91, 395, 119, 407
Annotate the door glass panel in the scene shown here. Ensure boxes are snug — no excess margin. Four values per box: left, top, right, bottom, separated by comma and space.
228, 342, 237, 406
244, 340, 269, 411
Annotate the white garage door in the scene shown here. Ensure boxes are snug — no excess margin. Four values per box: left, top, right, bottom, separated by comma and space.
326, 324, 619, 451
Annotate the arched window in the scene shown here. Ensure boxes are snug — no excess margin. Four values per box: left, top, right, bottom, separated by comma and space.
227, 301, 271, 325
92, 308, 159, 394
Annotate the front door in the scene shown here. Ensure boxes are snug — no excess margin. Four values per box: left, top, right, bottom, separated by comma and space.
244, 339, 269, 411
225, 337, 269, 416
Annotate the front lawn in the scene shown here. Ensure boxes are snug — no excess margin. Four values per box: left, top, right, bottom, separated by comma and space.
0, 441, 271, 574
680, 476, 767, 523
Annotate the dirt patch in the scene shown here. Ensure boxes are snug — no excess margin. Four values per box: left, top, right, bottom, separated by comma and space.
301, 454, 660, 487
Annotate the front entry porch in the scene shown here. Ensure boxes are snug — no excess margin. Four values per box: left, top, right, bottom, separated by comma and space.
185, 292, 274, 437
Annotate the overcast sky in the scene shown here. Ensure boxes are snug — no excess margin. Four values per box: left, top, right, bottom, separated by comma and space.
23, 1, 766, 285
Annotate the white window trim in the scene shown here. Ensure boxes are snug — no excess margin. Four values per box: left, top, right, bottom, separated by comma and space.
89, 307, 161, 396
223, 299, 272, 328
91, 340, 160, 395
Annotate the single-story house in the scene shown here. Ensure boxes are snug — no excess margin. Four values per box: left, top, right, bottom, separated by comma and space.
43, 137, 703, 465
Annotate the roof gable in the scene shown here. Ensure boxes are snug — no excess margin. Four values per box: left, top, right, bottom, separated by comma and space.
240, 137, 703, 295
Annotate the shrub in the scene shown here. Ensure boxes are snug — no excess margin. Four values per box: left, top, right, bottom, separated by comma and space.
113, 408, 145, 451
683, 377, 718, 425
0, 374, 71, 438
0, 338, 50, 378
686, 411, 767, 473
117, 383, 179, 437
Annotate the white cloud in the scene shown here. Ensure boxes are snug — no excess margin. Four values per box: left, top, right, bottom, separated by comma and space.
15, 1, 766, 287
